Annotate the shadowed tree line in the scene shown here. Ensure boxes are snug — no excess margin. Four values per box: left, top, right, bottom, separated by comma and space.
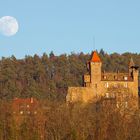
0, 97, 140, 140
0, 49, 140, 101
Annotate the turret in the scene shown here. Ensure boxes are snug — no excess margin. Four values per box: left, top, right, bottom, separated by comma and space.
128, 58, 139, 97
129, 58, 139, 79
129, 57, 135, 77
89, 51, 102, 87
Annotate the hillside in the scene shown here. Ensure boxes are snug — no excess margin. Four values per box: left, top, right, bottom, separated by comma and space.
0, 49, 140, 100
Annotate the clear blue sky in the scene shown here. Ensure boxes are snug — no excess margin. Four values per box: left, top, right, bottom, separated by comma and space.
0, 0, 140, 58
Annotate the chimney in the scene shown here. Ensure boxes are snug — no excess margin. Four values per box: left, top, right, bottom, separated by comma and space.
31, 97, 33, 103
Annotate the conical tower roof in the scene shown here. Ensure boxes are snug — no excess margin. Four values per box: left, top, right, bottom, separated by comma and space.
129, 57, 135, 68
90, 51, 101, 62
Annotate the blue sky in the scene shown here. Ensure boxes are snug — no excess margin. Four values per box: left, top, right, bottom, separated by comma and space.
0, 0, 140, 58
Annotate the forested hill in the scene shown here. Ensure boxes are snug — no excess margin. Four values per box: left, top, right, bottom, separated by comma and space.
0, 49, 140, 101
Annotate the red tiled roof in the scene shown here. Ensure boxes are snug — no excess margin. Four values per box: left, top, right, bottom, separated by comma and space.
13, 98, 38, 104
90, 51, 101, 62
12, 98, 38, 111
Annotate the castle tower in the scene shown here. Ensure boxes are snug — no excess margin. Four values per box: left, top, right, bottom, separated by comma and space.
129, 58, 139, 97
132, 66, 139, 97
129, 57, 135, 77
89, 51, 102, 88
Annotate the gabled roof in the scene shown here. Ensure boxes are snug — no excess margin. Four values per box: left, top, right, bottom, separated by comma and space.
90, 51, 101, 62
12, 98, 38, 107
12, 98, 39, 115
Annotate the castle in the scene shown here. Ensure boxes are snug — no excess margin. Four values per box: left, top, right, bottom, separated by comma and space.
67, 51, 139, 107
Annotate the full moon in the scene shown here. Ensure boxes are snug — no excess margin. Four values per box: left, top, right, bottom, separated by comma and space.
0, 16, 19, 36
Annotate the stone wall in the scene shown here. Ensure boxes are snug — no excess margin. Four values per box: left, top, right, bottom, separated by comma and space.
67, 79, 138, 104
67, 87, 97, 103
100, 80, 138, 97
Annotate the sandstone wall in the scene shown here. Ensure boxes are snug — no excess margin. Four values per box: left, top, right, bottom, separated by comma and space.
99, 81, 138, 97
67, 87, 97, 103
67, 80, 138, 103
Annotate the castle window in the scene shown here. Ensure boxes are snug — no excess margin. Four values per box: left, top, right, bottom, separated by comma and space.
114, 76, 117, 80
124, 83, 128, 88
95, 84, 97, 88
116, 102, 119, 108
125, 102, 128, 108
104, 76, 107, 79
105, 93, 109, 98
34, 111, 37, 114
124, 76, 128, 81
20, 111, 23, 115
105, 82, 109, 88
